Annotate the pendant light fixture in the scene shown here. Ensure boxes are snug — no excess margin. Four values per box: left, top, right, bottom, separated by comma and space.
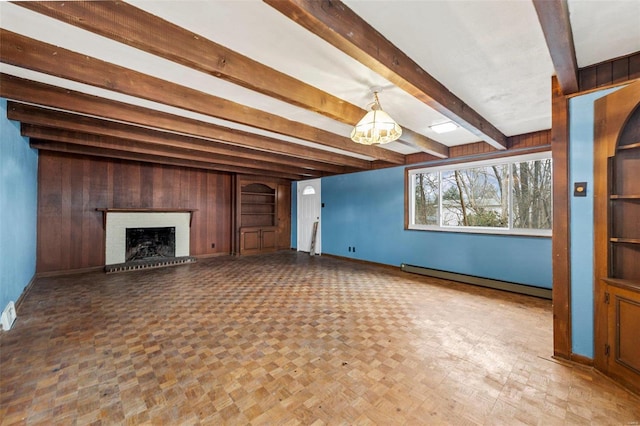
350, 90, 402, 145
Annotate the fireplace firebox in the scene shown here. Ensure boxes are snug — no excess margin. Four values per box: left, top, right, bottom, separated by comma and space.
125, 227, 176, 262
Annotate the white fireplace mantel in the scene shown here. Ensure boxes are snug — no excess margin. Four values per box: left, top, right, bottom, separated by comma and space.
97, 208, 196, 266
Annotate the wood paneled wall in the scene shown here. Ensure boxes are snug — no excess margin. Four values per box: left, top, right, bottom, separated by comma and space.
404, 129, 551, 165
37, 151, 233, 273
579, 51, 640, 93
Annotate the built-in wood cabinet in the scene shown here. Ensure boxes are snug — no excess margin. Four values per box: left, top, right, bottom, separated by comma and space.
235, 176, 291, 255
240, 227, 276, 255
594, 82, 640, 394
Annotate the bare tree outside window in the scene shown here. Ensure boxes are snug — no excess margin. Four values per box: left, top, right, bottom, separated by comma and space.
409, 154, 552, 234
512, 159, 552, 230
441, 165, 508, 228
413, 172, 438, 225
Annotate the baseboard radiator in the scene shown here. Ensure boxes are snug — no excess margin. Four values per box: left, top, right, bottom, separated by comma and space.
400, 264, 552, 299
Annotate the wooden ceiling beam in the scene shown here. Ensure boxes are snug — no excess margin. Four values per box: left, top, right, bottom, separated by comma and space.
265, 0, 507, 150
16, 1, 449, 158
8, 102, 351, 175
26, 130, 312, 180
0, 29, 404, 164
0, 74, 372, 170
30, 139, 310, 180
533, 0, 579, 95
24, 124, 316, 180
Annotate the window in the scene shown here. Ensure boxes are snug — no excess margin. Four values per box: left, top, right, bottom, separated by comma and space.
302, 185, 316, 195
408, 152, 552, 236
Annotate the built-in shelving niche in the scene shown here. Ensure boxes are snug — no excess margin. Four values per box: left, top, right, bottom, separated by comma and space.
594, 83, 640, 395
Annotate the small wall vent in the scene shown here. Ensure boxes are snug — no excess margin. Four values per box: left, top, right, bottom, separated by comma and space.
1, 301, 17, 331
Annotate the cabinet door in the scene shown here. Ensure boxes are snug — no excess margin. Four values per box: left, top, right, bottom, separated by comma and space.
606, 283, 640, 393
240, 228, 261, 255
262, 228, 277, 251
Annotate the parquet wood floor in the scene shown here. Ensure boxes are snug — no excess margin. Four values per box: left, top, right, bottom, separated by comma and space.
1, 252, 638, 425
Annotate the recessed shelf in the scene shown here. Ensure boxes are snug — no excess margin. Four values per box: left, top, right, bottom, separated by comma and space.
238, 181, 278, 246
242, 191, 275, 196
610, 195, 640, 200
602, 277, 640, 292
617, 142, 640, 151
610, 237, 640, 245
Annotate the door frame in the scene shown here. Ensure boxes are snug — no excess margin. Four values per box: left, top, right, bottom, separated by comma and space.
296, 178, 321, 254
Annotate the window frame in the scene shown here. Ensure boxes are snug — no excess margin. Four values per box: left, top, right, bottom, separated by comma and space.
407, 151, 552, 237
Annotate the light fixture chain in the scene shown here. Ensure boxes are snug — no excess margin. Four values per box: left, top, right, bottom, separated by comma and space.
373, 91, 381, 108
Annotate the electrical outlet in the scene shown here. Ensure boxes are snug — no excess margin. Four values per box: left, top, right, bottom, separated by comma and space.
353, 247, 356, 253
211, 243, 215, 248
348, 247, 351, 252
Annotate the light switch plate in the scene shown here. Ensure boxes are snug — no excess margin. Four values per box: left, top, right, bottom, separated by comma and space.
574, 182, 587, 197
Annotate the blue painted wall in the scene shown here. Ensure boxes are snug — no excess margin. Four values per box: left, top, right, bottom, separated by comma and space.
303, 164, 551, 288
568, 87, 620, 358
0, 98, 38, 312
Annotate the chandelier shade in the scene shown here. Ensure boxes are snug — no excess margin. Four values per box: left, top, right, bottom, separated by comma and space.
350, 92, 402, 145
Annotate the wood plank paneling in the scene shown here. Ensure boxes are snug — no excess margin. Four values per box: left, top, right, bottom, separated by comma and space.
551, 77, 571, 359
208, 172, 219, 253
36, 154, 62, 272
580, 67, 598, 91
579, 51, 640, 92
37, 151, 236, 273
404, 130, 551, 166
449, 142, 497, 158
612, 58, 629, 85
509, 130, 551, 149
277, 182, 292, 249
87, 158, 108, 266
631, 54, 640, 81
596, 62, 613, 88
69, 156, 84, 269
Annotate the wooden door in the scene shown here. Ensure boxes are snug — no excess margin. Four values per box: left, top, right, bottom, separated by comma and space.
594, 81, 640, 394
297, 178, 321, 254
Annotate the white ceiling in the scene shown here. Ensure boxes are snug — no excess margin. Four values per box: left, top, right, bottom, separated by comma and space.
1, 0, 639, 161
